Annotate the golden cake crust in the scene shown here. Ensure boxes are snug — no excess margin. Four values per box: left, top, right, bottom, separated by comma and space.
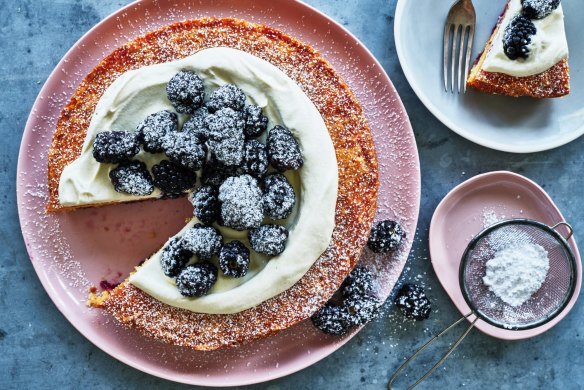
49, 18, 379, 350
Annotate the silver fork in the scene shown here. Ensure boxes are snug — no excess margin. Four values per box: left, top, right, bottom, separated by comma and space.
443, 0, 476, 93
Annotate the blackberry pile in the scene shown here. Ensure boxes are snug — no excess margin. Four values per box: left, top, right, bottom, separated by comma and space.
88, 70, 306, 297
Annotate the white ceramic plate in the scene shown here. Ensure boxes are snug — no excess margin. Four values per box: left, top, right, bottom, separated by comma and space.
395, 0, 584, 153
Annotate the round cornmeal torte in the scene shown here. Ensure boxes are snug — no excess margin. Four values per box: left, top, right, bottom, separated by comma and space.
47, 18, 379, 350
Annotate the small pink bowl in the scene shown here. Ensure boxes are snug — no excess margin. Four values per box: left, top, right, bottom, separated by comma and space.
429, 171, 582, 340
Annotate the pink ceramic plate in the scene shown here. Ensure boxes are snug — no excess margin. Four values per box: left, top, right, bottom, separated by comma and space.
430, 171, 581, 340
16, 0, 420, 386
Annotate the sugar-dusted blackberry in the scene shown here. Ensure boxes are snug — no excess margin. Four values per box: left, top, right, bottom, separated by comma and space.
341, 266, 375, 299
166, 71, 205, 114
344, 293, 381, 326
243, 104, 268, 138
262, 173, 295, 220
521, 0, 560, 19
266, 125, 303, 172
160, 237, 193, 277
162, 131, 206, 171
92, 131, 140, 164
205, 107, 245, 166
136, 110, 178, 153
394, 284, 431, 321
311, 304, 352, 336
202, 156, 237, 187
503, 15, 537, 60
249, 224, 289, 256
176, 262, 218, 297
181, 224, 223, 260
151, 160, 197, 197
109, 161, 154, 196
219, 240, 250, 278
368, 220, 405, 253
207, 84, 246, 112
182, 106, 210, 141
190, 185, 220, 225
218, 175, 263, 231
240, 139, 268, 178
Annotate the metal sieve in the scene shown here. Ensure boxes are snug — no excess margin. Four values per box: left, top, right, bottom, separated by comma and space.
389, 219, 578, 389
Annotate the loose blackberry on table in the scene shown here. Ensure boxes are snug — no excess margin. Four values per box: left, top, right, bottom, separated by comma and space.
205, 107, 245, 166
394, 284, 432, 321
151, 160, 197, 197
218, 175, 264, 231
181, 224, 223, 261
166, 71, 205, 114
109, 161, 154, 196
207, 84, 246, 112
341, 266, 375, 299
266, 125, 303, 172
243, 104, 268, 138
190, 185, 220, 225
262, 173, 295, 220
521, 0, 560, 20
176, 262, 218, 297
160, 237, 193, 278
503, 15, 537, 60
240, 139, 268, 178
249, 224, 289, 256
136, 110, 178, 153
92, 130, 140, 164
368, 220, 405, 253
219, 240, 250, 278
182, 106, 210, 142
311, 304, 352, 336
344, 293, 381, 326
162, 131, 206, 171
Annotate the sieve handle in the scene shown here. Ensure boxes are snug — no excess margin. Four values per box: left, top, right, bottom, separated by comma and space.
388, 312, 478, 390
552, 222, 574, 241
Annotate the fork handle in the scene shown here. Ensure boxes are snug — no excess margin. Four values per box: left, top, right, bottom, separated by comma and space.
388, 312, 478, 390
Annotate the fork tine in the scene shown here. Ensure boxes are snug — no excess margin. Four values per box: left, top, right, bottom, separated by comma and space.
443, 23, 452, 92
457, 26, 466, 94
463, 25, 475, 93
450, 25, 460, 94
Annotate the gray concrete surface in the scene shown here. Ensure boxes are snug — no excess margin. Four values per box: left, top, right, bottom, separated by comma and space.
1, 0, 583, 389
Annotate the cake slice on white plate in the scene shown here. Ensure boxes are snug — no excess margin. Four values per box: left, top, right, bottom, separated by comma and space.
467, 0, 570, 98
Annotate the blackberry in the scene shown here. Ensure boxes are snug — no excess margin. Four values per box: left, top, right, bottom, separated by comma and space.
202, 156, 237, 187
262, 173, 295, 220
240, 139, 268, 178
160, 237, 193, 277
218, 240, 250, 278
243, 104, 268, 138
341, 266, 375, 299
151, 160, 197, 197
205, 107, 245, 166
394, 284, 431, 321
162, 131, 206, 171
136, 110, 178, 153
166, 71, 205, 114
176, 263, 218, 297
503, 15, 537, 60
249, 224, 289, 256
218, 175, 263, 231
181, 224, 223, 260
266, 126, 303, 172
311, 304, 352, 336
367, 220, 405, 253
92, 131, 140, 164
344, 293, 381, 326
521, 0, 560, 20
109, 161, 154, 196
190, 185, 220, 225
182, 106, 210, 141
207, 84, 246, 112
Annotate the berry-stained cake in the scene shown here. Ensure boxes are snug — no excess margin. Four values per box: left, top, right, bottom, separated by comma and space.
47, 18, 379, 350
467, 0, 570, 98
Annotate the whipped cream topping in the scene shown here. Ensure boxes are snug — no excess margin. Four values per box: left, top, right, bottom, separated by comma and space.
58, 47, 338, 314
482, 0, 568, 77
